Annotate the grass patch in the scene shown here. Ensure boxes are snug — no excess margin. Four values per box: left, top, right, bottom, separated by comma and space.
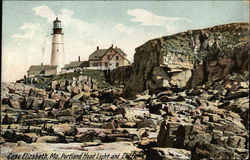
55, 69, 110, 89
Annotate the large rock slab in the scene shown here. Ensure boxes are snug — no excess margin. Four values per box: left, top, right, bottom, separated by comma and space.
122, 23, 248, 93
146, 148, 191, 160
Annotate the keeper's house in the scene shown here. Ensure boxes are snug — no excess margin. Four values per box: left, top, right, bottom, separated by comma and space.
88, 44, 130, 70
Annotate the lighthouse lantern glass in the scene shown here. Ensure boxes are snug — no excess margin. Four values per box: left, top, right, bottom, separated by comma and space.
54, 21, 61, 29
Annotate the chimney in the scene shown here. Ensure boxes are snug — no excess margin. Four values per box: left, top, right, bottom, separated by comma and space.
111, 44, 113, 48
115, 46, 117, 49
78, 56, 80, 62
97, 46, 99, 50
41, 63, 43, 66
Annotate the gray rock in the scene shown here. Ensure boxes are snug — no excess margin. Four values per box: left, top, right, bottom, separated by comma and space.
53, 123, 77, 136
36, 136, 61, 143
157, 121, 181, 148
136, 119, 156, 128
227, 136, 245, 148
191, 142, 241, 160
146, 148, 191, 160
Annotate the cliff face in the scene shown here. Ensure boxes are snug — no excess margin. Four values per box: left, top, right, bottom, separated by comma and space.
108, 65, 133, 85
125, 23, 249, 93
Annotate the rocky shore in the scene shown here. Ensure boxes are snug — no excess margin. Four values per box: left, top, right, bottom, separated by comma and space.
1, 23, 249, 160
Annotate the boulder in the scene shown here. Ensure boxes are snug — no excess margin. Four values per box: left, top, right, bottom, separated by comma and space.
102, 104, 117, 112
58, 109, 73, 116
71, 86, 82, 97
134, 94, 151, 102
227, 136, 246, 148
187, 133, 212, 149
138, 137, 157, 149
148, 100, 163, 114
8, 98, 21, 109
29, 88, 47, 98
2, 114, 16, 124
72, 92, 90, 102
31, 98, 43, 110
74, 131, 97, 142
191, 142, 245, 160
146, 148, 191, 160
43, 99, 56, 108
136, 119, 156, 128
36, 136, 61, 143
21, 133, 38, 143
53, 123, 77, 136
157, 121, 181, 148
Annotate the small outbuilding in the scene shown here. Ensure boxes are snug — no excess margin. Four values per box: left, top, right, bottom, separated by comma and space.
62, 57, 89, 72
27, 64, 57, 78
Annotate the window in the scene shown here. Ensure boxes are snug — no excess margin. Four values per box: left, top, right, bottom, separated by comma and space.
116, 62, 119, 67
105, 62, 108, 66
57, 49, 59, 52
108, 55, 110, 60
116, 56, 119, 60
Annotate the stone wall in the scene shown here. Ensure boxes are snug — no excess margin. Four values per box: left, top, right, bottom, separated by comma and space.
123, 23, 249, 93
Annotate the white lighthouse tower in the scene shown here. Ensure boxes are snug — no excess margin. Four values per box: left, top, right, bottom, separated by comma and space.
51, 17, 64, 73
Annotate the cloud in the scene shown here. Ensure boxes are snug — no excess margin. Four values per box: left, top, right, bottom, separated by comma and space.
114, 23, 134, 36
60, 8, 74, 18
127, 9, 192, 34
33, 5, 55, 22
11, 23, 41, 40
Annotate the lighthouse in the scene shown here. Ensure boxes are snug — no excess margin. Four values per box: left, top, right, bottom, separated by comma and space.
51, 17, 64, 73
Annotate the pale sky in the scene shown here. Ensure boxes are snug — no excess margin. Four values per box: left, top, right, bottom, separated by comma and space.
2, 1, 249, 82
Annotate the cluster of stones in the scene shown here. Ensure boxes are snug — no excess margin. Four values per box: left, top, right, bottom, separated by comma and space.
1, 70, 248, 159
1, 82, 158, 158
51, 75, 98, 92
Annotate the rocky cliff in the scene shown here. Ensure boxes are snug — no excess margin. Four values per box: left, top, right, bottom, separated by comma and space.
125, 23, 249, 93
108, 65, 133, 85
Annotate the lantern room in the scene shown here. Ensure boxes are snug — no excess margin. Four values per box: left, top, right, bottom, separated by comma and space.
52, 17, 63, 34
53, 17, 61, 28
